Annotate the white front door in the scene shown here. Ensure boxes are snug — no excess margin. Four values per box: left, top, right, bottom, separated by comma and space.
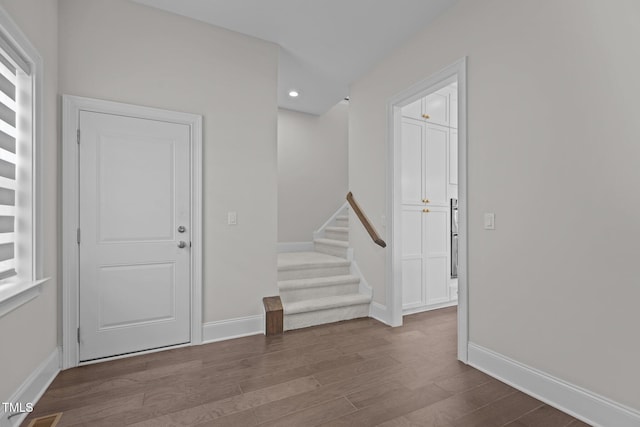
78, 111, 191, 362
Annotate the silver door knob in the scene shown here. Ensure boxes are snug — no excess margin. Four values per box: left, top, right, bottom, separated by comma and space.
178, 241, 187, 248
178, 225, 186, 233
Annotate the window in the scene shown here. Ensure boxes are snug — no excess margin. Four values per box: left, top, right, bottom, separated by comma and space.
0, 37, 29, 281
0, 6, 46, 317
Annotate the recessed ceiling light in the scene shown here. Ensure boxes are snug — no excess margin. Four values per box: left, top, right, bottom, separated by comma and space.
288, 90, 299, 98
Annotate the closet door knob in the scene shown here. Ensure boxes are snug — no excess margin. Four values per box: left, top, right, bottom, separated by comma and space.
423, 209, 430, 213
422, 199, 430, 204
422, 113, 430, 119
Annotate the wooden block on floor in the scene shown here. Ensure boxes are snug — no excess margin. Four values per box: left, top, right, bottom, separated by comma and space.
263, 296, 283, 336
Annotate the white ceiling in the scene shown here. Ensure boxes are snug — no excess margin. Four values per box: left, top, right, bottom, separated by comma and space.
132, 0, 458, 115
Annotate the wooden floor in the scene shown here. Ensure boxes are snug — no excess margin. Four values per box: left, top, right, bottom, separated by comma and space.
24, 307, 590, 426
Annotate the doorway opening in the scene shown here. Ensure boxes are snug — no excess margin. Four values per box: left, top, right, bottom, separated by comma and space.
386, 58, 468, 362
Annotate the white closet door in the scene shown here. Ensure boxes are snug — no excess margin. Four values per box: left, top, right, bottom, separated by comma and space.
423, 91, 449, 126
424, 206, 449, 305
401, 119, 425, 205
401, 207, 426, 309
425, 124, 449, 206
450, 128, 458, 186
402, 98, 423, 121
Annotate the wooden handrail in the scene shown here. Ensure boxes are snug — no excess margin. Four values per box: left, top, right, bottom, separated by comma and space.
346, 192, 386, 248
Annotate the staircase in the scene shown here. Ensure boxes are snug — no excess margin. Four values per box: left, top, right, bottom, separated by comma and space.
277, 208, 372, 331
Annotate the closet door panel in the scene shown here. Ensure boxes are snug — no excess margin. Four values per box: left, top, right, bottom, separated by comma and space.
402, 98, 423, 120
425, 208, 449, 305
425, 124, 448, 206
402, 208, 426, 309
450, 128, 458, 185
401, 119, 424, 205
423, 92, 449, 126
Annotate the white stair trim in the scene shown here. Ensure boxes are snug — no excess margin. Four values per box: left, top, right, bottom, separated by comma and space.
468, 343, 640, 427
350, 259, 372, 298
313, 202, 349, 240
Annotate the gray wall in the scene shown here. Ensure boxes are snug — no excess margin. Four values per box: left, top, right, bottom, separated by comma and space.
349, 0, 640, 411
278, 102, 348, 242
58, 0, 279, 323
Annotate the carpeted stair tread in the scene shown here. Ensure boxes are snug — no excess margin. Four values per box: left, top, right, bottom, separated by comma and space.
278, 274, 360, 291
277, 251, 350, 270
314, 238, 349, 248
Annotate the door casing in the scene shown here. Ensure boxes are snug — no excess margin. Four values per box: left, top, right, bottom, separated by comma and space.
62, 95, 203, 368
386, 57, 468, 362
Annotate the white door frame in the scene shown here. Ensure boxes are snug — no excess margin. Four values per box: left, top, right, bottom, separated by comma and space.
386, 57, 469, 362
61, 95, 203, 369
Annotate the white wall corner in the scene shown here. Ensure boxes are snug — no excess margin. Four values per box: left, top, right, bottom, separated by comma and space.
468, 343, 640, 427
1, 348, 60, 427
370, 302, 391, 326
346, 248, 354, 261
202, 315, 265, 344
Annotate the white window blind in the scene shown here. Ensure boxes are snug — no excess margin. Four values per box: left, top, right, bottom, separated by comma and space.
0, 39, 23, 281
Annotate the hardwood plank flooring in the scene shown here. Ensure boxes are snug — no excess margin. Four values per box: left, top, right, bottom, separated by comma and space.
22, 307, 590, 426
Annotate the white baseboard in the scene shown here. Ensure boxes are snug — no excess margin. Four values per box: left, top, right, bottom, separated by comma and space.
1, 348, 60, 427
202, 315, 264, 344
468, 343, 640, 427
277, 242, 314, 253
402, 300, 457, 316
370, 301, 391, 325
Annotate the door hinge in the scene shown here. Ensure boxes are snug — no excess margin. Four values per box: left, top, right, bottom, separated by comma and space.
77, 327, 80, 343
77, 228, 81, 244
77, 129, 80, 144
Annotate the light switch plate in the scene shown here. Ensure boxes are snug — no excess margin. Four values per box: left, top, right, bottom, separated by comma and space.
228, 211, 237, 225
484, 213, 495, 230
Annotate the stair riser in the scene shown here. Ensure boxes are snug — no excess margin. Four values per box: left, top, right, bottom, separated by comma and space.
325, 230, 348, 241
315, 242, 348, 258
278, 265, 350, 281
284, 304, 370, 331
334, 218, 348, 227
280, 283, 360, 303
